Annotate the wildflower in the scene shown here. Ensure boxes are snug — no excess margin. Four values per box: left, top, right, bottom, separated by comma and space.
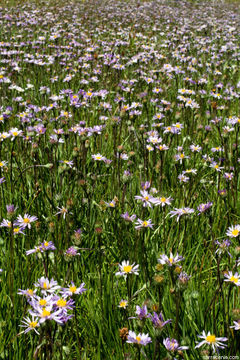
13, 226, 25, 235
226, 225, 240, 238
190, 144, 202, 153
135, 190, 155, 208
19, 316, 40, 335
141, 181, 151, 190
9, 127, 23, 140
116, 260, 139, 278
40, 241, 56, 252
6, 204, 16, 215
218, 189, 226, 196
135, 219, 154, 230
64, 246, 80, 257
0, 219, 12, 228
224, 172, 234, 181
92, 153, 106, 161
178, 272, 191, 284
121, 212, 136, 222
209, 162, 223, 172
178, 174, 189, 183
55, 296, 75, 313
34, 277, 61, 294
29, 304, 63, 324
163, 337, 189, 352
59, 160, 74, 168
134, 305, 150, 320
16, 214, 38, 229
61, 282, 86, 297
26, 246, 42, 255
158, 252, 184, 267
18, 288, 37, 297
169, 207, 194, 222
150, 312, 172, 329
0, 160, 8, 168
154, 196, 173, 207
118, 300, 128, 309
156, 144, 169, 151
197, 202, 213, 214
183, 169, 197, 175
224, 271, 240, 286
215, 239, 231, 256
105, 200, 116, 208
127, 330, 152, 345
195, 331, 227, 353
230, 320, 240, 331
55, 206, 71, 219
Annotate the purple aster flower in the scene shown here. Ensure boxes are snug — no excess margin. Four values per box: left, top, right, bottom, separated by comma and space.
150, 312, 172, 329
215, 239, 232, 256
121, 212, 136, 222
135, 305, 151, 320
135, 219, 154, 230
197, 202, 213, 215
127, 330, 152, 346
163, 337, 189, 352
64, 246, 80, 257
178, 272, 191, 284
61, 282, 87, 297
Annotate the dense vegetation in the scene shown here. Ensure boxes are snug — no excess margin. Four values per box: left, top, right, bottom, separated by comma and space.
0, 0, 240, 359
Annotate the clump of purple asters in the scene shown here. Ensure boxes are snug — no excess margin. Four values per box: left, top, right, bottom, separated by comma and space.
18, 277, 87, 335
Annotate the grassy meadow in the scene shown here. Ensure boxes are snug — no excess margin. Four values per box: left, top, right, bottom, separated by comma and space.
0, 0, 240, 359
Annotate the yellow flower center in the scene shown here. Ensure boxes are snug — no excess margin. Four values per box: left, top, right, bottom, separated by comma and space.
96, 156, 102, 160
142, 221, 149, 227
230, 276, 238, 284
109, 202, 115, 207
136, 336, 141, 343
215, 165, 219, 169
69, 286, 77, 293
160, 197, 166, 202
145, 196, 149, 201
232, 229, 239, 236
206, 335, 216, 344
169, 257, 173, 263
39, 299, 47, 306
180, 154, 185, 159
43, 282, 48, 289
56, 299, 67, 307
23, 218, 30, 223
0, 162, 3, 166
27, 289, 34, 296
44, 242, 49, 247
119, 301, 127, 307
41, 308, 51, 317
12, 132, 18, 136
13, 228, 20, 233
123, 265, 132, 273
29, 321, 38, 328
